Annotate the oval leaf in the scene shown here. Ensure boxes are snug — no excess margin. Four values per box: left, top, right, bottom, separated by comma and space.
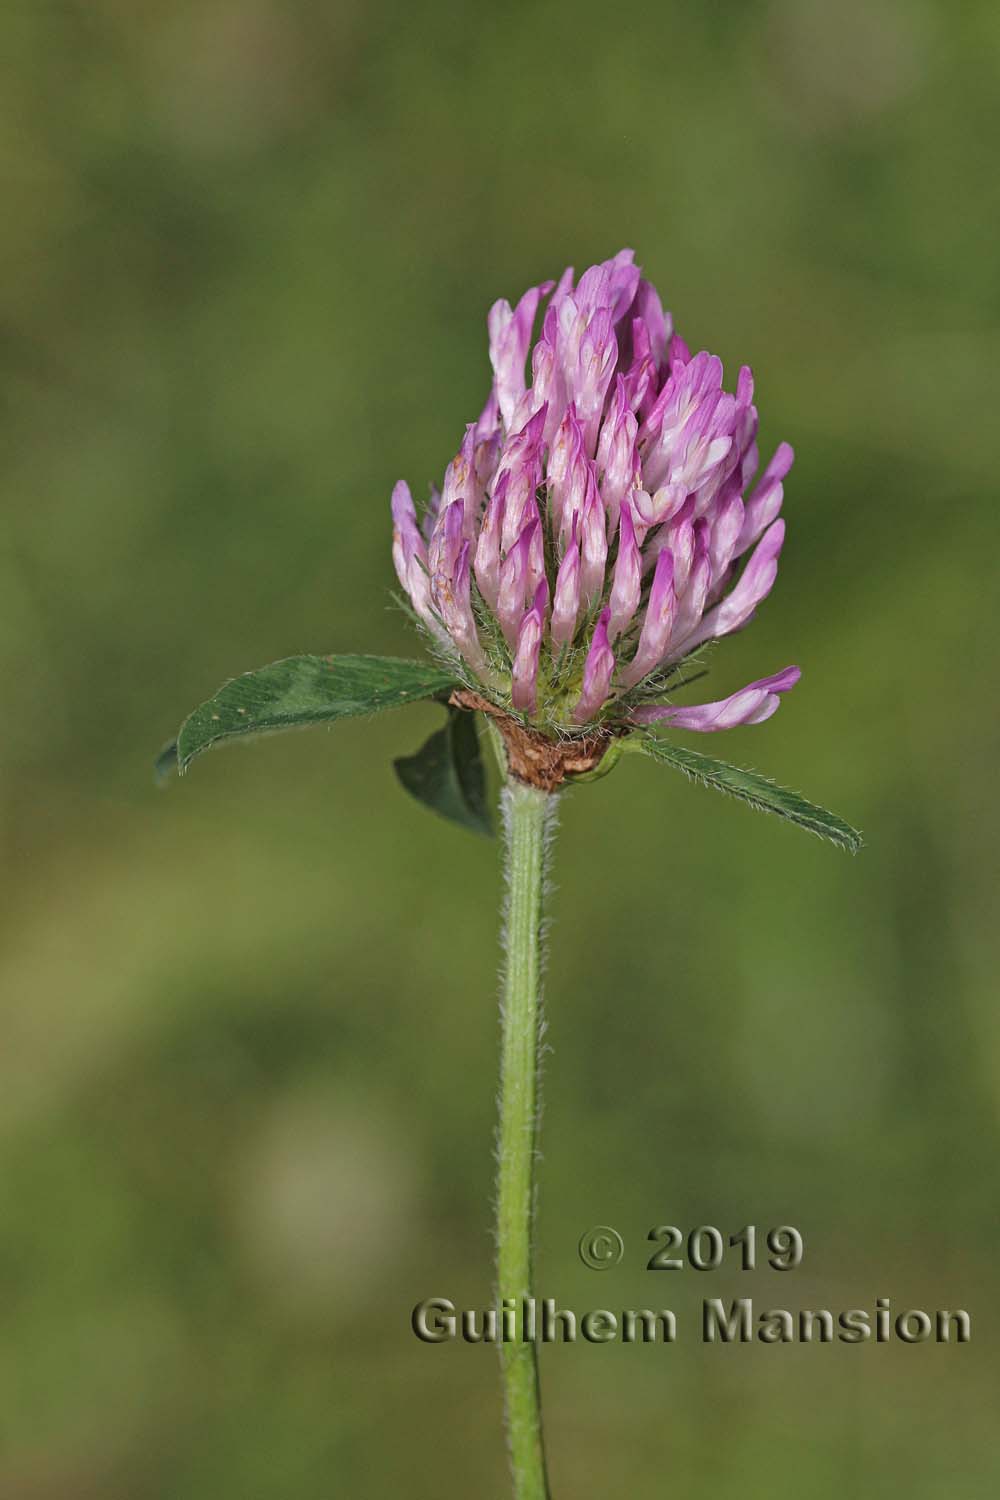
637, 736, 863, 852
172, 654, 458, 774
394, 707, 493, 836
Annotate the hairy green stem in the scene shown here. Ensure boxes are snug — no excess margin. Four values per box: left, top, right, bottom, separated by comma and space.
497, 777, 556, 1500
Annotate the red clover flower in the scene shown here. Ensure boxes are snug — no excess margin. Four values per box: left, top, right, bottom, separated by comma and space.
392, 250, 799, 746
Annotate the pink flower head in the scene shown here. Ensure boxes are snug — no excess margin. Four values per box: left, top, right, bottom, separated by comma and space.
390, 251, 799, 734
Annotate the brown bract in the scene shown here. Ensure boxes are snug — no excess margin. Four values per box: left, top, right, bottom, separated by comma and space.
449, 689, 620, 792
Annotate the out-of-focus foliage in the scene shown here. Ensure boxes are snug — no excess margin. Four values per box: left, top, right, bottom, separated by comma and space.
1, 1, 997, 1495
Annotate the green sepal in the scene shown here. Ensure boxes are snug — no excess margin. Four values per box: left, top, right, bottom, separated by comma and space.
163, 654, 459, 775
394, 706, 493, 837
634, 735, 863, 852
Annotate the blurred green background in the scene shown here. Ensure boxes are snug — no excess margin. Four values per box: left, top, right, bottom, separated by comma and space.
1, 1, 998, 1495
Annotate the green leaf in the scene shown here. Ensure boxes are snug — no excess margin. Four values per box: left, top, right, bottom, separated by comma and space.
172, 654, 458, 774
636, 736, 863, 852
394, 706, 493, 836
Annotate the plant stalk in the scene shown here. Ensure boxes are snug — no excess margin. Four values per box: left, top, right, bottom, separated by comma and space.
496, 777, 555, 1500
